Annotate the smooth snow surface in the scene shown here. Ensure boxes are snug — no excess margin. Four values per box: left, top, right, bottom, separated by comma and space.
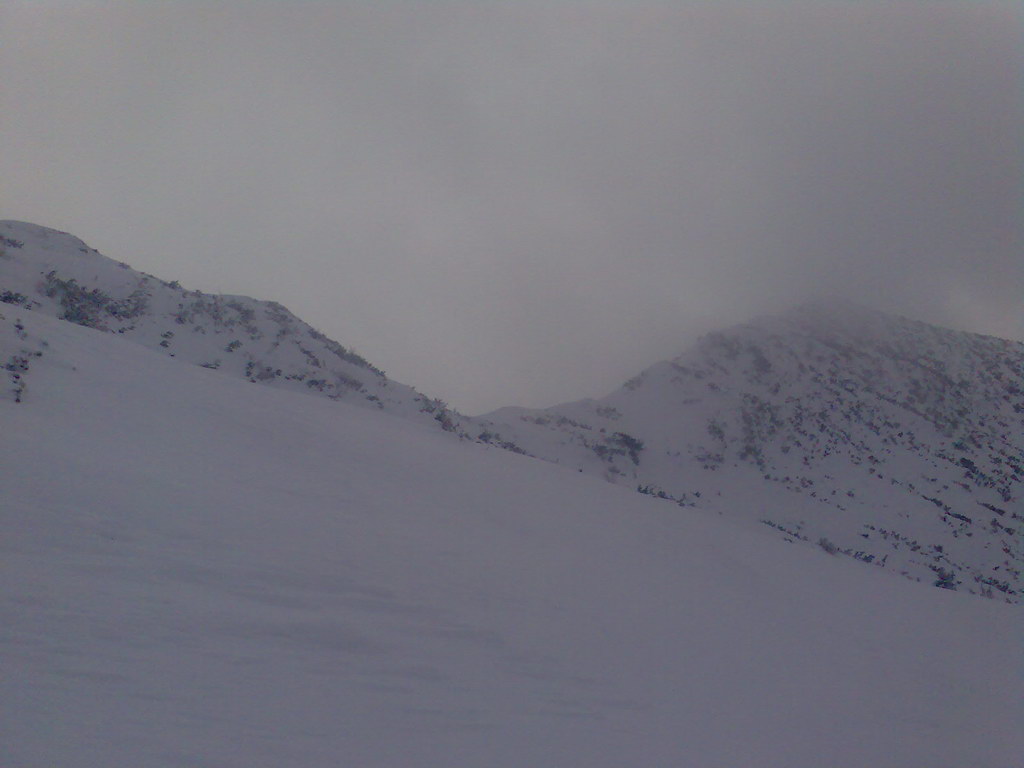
2, 309, 1022, 767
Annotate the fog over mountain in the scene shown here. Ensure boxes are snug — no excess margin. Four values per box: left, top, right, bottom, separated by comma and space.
4, 4, 1020, 763
2, 1, 1020, 413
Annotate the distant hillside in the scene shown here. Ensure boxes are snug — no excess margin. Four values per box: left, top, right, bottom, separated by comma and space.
473, 304, 1024, 600
0, 220, 463, 433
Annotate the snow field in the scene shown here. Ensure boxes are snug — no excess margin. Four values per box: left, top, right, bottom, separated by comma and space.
2, 310, 1021, 767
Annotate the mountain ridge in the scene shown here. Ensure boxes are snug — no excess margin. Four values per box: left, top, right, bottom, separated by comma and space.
3, 220, 1021, 600
1, 220, 464, 433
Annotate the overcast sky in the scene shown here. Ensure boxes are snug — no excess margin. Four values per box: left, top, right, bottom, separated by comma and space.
2, 1, 1020, 414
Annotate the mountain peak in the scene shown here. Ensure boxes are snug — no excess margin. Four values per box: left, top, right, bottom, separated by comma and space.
0, 220, 465, 434
739, 300, 928, 345
478, 307, 1024, 600
1, 220, 97, 261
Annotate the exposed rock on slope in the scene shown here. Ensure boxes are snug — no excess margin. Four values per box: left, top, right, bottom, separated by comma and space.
0, 221, 462, 432
474, 304, 1024, 600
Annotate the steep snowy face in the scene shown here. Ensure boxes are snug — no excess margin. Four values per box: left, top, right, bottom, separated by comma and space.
0, 221, 462, 432
474, 304, 1024, 600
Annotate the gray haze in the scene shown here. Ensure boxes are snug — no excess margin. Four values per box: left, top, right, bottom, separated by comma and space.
2, 2, 1020, 414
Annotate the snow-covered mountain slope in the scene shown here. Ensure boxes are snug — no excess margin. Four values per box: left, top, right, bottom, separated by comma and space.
0, 220, 462, 431
474, 304, 1024, 601
5, 220, 1021, 603
2, 307, 1020, 768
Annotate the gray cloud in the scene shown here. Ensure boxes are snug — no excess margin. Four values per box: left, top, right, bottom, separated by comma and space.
2, 2, 1020, 413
